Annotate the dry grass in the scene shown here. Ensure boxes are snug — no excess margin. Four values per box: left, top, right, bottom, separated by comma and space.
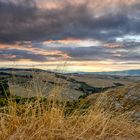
0, 73, 140, 140
0, 98, 140, 139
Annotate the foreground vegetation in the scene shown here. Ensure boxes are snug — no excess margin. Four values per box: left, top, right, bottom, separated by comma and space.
0, 72, 140, 140
0, 96, 139, 140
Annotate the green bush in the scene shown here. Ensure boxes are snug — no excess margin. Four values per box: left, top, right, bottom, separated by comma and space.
0, 98, 8, 106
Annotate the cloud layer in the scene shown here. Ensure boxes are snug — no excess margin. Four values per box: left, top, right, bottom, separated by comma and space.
0, 0, 140, 71
0, 0, 140, 42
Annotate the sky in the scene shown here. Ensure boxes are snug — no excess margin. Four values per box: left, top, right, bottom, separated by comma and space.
0, 0, 140, 72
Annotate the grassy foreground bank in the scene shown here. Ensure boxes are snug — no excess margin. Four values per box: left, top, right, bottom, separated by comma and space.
0, 95, 140, 140
0, 73, 140, 140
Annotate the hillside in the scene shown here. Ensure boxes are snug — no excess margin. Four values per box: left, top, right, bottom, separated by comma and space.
0, 68, 140, 100
0, 68, 140, 139
78, 69, 140, 76
87, 83, 140, 121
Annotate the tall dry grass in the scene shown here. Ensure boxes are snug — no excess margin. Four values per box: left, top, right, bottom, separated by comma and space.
0, 72, 140, 140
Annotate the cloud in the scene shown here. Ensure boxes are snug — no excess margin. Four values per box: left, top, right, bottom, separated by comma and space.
0, 43, 69, 61
0, 0, 140, 43
0, 38, 140, 63
0, 0, 140, 70
54, 38, 140, 62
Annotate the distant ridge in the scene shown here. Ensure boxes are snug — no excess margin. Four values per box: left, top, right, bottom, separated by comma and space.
0, 68, 46, 72
0, 68, 140, 76
77, 69, 140, 76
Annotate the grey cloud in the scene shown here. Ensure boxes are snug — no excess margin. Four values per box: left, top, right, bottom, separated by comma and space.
0, 40, 140, 63
0, 0, 140, 64
122, 42, 140, 49
0, 49, 47, 61
57, 46, 111, 61
0, 0, 140, 43
55, 41, 140, 62
0, 48, 64, 62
